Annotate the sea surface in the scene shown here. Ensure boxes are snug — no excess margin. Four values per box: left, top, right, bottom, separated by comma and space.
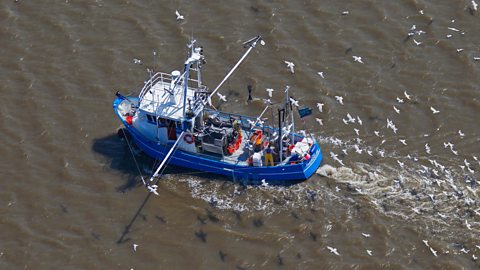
1, 0, 480, 269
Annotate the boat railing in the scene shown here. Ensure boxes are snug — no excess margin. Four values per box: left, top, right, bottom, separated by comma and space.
139, 72, 203, 101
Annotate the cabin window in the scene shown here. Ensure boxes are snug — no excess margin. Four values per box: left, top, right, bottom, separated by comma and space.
157, 118, 167, 128
146, 114, 157, 124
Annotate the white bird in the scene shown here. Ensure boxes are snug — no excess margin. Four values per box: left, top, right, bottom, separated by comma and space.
335, 96, 344, 105
217, 92, 227, 102
352, 56, 364, 64
367, 150, 373, 156
374, 131, 381, 137
175, 10, 184, 21
133, 244, 139, 252
425, 143, 431, 154
317, 103, 324, 112
456, 48, 464, 53
429, 247, 438, 257
133, 58, 142, 65
289, 98, 299, 107
397, 160, 405, 169
354, 128, 360, 136
335, 186, 341, 192
460, 248, 470, 254
473, 0, 478, 11
354, 145, 362, 154
399, 139, 407, 146
327, 246, 340, 256
466, 219, 472, 230
393, 106, 400, 114
284, 61, 295, 73
458, 130, 465, 137
266, 88, 274, 98
404, 91, 412, 100
443, 142, 453, 149
317, 71, 325, 78
448, 27, 460, 32
413, 39, 422, 46
147, 184, 159, 195
474, 57, 480, 61
366, 250, 373, 256
315, 118, 323, 126
378, 150, 385, 157
342, 118, 349, 125
362, 233, 371, 238
357, 116, 363, 125
341, 10, 349, 15
346, 113, 356, 123
410, 24, 417, 31
396, 97, 404, 103
430, 106, 440, 114
473, 254, 478, 261
422, 240, 430, 247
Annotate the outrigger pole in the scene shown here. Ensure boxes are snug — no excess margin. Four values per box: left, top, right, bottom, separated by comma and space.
149, 132, 185, 182
206, 35, 264, 105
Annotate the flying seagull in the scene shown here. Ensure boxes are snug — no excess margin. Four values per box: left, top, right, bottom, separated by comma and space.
175, 10, 184, 20
352, 56, 364, 63
266, 88, 274, 98
335, 96, 344, 105
316, 103, 324, 112
430, 106, 440, 114
217, 92, 227, 102
317, 71, 325, 78
327, 246, 340, 256
284, 61, 295, 73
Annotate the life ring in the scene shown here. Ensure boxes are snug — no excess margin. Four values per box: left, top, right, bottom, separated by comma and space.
184, 134, 194, 144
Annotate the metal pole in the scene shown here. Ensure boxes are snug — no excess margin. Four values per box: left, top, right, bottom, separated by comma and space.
206, 36, 262, 104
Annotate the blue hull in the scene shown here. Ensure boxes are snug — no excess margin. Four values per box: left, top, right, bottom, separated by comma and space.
113, 97, 322, 184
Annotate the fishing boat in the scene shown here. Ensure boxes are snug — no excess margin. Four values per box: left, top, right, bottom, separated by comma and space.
113, 36, 322, 186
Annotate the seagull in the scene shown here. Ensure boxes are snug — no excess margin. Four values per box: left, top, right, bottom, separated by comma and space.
354, 128, 360, 136
474, 57, 480, 61
147, 184, 159, 195
352, 56, 364, 64
399, 139, 407, 146
362, 233, 371, 238
430, 106, 440, 114
378, 150, 385, 157
461, 248, 470, 254
266, 88, 274, 98
342, 149, 348, 155
133, 58, 142, 65
413, 39, 422, 46
466, 219, 472, 230
289, 98, 299, 107
327, 246, 340, 256
404, 91, 412, 100
315, 118, 323, 126
354, 145, 362, 154
393, 106, 400, 114
133, 244, 139, 252
335, 96, 344, 105
473, 0, 478, 11
396, 97, 404, 103
317, 71, 325, 78
374, 131, 381, 137
217, 92, 227, 102
429, 247, 438, 257
458, 130, 465, 137
175, 10, 184, 21
457, 48, 464, 53
346, 113, 356, 123
284, 61, 295, 73
473, 254, 478, 261
342, 118, 349, 125
366, 250, 373, 256
335, 186, 341, 192
397, 160, 405, 169
341, 10, 349, 15
425, 143, 431, 154
317, 103, 324, 112
448, 27, 460, 32
357, 116, 363, 125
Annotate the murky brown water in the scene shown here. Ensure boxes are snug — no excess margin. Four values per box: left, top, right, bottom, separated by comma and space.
1, 0, 480, 269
